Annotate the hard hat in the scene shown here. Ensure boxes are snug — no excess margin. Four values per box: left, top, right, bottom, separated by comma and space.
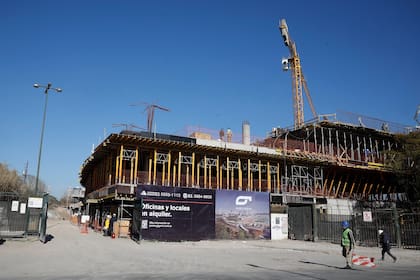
378, 229, 384, 235
342, 221, 349, 228
112, 213, 116, 217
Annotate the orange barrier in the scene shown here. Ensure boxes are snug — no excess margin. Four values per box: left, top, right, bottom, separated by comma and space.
352, 254, 376, 268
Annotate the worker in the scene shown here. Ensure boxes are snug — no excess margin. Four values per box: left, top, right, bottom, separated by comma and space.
109, 213, 117, 237
103, 214, 111, 236
379, 229, 397, 262
341, 220, 356, 269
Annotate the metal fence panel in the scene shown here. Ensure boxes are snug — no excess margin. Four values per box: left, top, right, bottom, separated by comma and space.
400, 213, 420, 250
288, 204, 313, 241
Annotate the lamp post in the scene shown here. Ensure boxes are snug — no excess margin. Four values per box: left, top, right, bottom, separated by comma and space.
33, 83, 62, 195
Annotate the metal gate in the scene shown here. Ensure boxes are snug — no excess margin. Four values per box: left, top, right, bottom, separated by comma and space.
288, 204, 313, 241
0, 192, 47, 241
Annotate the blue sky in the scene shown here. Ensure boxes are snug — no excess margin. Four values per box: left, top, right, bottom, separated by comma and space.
1, 0, 419, 198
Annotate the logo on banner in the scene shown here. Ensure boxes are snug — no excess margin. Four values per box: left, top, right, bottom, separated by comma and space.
235, 196, 252, 206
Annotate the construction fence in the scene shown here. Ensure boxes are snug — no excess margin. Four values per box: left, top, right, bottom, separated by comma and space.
0, 192, 48, 241
314, 202, 420, 250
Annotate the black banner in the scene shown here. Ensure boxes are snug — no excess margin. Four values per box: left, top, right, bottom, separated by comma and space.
136, 185, 215, 241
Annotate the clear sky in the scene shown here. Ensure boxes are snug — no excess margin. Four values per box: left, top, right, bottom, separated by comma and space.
1, 0, 419, 198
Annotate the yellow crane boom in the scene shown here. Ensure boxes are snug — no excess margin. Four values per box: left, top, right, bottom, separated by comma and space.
279, 19, 317, 129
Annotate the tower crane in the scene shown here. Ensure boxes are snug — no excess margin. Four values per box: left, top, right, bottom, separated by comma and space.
279, 19, 318, 129
130, 102, 170, 133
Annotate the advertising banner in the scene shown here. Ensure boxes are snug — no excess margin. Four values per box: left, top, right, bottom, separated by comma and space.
136, 185, 215, 241
215, 190, 270, 240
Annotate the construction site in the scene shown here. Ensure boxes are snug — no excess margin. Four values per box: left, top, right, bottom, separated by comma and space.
78, 19, 420, 248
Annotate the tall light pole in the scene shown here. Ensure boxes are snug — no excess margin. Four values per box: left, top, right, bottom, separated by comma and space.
33, 83, 62, 195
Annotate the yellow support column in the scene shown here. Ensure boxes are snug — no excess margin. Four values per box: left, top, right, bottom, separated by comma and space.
230, 161, 234, 189
196, 161, 200, 187
130, 158, 134, 185
115, 156, 119, 184
192, 152, 195, 187
226, 157, 230, 190
334, 176, 343, 198
248, 159, 251, 191
267, 161, 271, 192
220, 165, 223, 190
327, 172, 336, 197
238, 158, 242, 191
134, 148, 139, 185
208, 160, 212, 188
148, 154, 152, 184
167, 151, 171, 186
162, 160, 166, 186
216, 156, 220, 189
258, 160, 262, 192
178, 152, 181, 187
186, 165, 190, 186
173, 165, 176, 186
340, 174, 350, 197
153, 149, 157, 185
204, 155, 207, 189
119, 145, 124, 184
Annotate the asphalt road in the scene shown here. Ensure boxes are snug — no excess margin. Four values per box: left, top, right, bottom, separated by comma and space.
1, 208, 419, 280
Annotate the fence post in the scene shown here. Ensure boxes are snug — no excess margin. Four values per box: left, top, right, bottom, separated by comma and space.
392, 202, 401, 248
312, 204, 318, 241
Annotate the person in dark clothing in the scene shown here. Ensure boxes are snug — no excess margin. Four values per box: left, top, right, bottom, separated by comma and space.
379, 229, 397, 262
109, 213, 117, 237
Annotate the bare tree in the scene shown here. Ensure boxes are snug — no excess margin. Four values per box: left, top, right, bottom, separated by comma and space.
0, 163, 24, 193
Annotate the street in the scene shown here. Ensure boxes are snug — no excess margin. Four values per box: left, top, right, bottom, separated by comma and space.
1, 208, 419, 280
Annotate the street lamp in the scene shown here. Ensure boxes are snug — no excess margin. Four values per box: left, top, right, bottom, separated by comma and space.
33, 83, 62, 195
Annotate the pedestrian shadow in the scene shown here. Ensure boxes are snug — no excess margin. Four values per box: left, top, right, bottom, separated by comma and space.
299, 260, 361, 270
0, 238, 5, 245
44, 234, 54, 243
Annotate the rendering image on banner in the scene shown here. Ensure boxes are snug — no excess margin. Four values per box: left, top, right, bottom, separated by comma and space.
215, 190, 270, 240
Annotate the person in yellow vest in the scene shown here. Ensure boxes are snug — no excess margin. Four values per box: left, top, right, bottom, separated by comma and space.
341, 220, 356, 269
103, 214, 111, 236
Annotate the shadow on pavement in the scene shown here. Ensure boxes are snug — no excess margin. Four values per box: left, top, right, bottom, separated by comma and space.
299, 260, 362, 271
44, 234, 54, 243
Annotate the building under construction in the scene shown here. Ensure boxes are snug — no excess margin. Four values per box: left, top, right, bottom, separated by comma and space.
78, 19, 419, 246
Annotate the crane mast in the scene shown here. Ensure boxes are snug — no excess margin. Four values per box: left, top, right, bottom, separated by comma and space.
279, 19, 317, 129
